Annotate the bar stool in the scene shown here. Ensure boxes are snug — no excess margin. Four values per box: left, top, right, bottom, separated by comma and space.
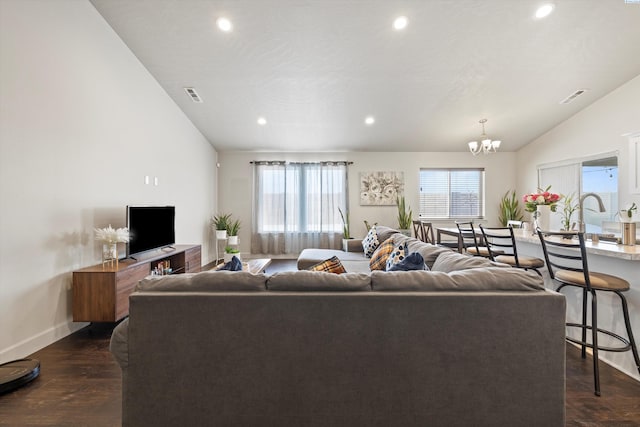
537, 230, 640, 396
455, 221, 491, 257
412, 220, 435, 244
479, 225, 544, 276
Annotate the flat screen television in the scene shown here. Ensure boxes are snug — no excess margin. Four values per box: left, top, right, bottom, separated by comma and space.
126, 206, 175, 257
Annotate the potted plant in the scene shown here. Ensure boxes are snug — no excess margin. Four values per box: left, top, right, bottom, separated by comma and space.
226, 219, 241, 245
559, 192, 579, 232
618, 202, 637, 223
396, 196, 412, 236
498, 190, 523, 226
224, 245, 240, 263
338, 207, 350, 239
212, 213, 231, 239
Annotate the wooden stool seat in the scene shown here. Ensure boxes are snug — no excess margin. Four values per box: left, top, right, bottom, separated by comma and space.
495, 254, 545, 269
555, 270, 630, 292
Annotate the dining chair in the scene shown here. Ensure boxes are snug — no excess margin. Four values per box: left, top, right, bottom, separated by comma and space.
537, 229, 640, 396
412, 220, 435, 244
479, 225, 544, 276
455, 221, 491, 257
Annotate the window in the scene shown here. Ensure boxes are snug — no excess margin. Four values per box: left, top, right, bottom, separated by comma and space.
538, 153, 618, 232
252, 161, 349, 254
419, 168, 485, 219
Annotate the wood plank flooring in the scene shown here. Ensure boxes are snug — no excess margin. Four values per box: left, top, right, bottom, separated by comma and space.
1, 259, 639, 426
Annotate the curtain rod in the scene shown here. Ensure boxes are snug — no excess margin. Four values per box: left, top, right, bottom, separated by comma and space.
250, 161, 353, 165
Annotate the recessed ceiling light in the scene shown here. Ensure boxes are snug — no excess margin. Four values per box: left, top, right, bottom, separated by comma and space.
216, 17, 233, 32
257, 117, 267, 126
535, 4, 554, 19
365, 116, 375, 125
393, 16, 408, 31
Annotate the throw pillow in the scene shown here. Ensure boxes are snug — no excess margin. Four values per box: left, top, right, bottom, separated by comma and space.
369, 238, 395, 271
218, 255, 243, 271
388, 252, 428, 271
308, 256, 347, 274
386, 241, 408, 270
362, 225, 380, 258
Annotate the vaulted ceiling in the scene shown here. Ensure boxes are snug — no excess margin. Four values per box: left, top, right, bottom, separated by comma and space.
90, 0, 640, 152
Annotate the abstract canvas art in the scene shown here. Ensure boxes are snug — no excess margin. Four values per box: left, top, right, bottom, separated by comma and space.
360, 171, 404, 205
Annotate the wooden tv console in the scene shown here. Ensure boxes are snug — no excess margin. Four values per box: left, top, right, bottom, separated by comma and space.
72, 244, 201, 322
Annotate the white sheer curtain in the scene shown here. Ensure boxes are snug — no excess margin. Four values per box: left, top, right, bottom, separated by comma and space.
252, 161, 348, 255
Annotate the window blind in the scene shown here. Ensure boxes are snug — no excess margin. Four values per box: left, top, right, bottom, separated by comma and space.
419, 168, 484, 219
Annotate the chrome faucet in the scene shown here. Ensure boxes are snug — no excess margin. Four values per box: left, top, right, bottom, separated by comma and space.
578, 192, 606, 233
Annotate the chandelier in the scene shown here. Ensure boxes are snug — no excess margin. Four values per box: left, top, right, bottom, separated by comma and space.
468, 119, 501, 155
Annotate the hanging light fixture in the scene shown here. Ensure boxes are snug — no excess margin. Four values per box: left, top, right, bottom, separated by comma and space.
468, 119, 501, 155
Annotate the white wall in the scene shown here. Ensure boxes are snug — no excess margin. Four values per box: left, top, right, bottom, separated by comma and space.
516, 74, 640, 210
219, 151, 517, 255
0, 0, 218, 362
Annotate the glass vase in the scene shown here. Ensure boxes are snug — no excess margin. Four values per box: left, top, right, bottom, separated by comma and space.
535, 205, 551, 231
102, 243, 118, 267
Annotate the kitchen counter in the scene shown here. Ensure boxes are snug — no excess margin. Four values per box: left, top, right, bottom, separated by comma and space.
513, 229, 640, 261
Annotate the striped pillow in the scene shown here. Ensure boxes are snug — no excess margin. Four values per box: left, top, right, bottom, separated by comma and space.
369, 238, 395, 271
308, 256, 347, 274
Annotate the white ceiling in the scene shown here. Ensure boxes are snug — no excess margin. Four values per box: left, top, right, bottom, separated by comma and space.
90, 0, 640, 153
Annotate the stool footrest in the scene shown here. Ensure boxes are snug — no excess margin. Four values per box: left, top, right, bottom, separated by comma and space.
565, 323, 632, 353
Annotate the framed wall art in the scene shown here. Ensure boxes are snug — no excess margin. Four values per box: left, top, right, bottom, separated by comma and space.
360, 171, 404, 205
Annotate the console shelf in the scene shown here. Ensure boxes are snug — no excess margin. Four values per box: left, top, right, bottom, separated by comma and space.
72, 244, 201, 322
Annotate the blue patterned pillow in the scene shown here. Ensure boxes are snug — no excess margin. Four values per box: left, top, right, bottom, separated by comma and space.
386, 241, 408, 270
362, 226, 380, 258
388, 252, 428, 271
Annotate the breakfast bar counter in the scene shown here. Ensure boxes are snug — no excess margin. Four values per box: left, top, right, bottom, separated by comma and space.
512, 229, 640, 261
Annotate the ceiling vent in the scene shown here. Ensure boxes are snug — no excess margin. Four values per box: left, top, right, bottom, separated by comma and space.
184, 87, 203, 103
559, 89, 589, 104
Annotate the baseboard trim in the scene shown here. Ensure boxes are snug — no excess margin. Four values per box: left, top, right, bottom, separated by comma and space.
0, 320, 88, 364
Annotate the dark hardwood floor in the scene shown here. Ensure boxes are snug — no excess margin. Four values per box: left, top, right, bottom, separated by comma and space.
2, 259, 639, 426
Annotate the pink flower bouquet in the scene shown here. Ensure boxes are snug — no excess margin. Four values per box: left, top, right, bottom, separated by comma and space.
522, 186, 560, 213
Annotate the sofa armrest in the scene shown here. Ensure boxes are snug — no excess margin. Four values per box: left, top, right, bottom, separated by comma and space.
343, 238, 363, 252
109, 317, 129, 369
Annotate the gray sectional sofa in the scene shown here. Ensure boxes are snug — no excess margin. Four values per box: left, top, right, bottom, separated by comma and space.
110, 231, 566, 427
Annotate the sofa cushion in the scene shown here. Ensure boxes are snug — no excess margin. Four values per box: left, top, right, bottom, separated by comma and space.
362, 226, 380, 257
371, 268, 544, 292
267, 271, 371, 291
135, 271, 267, 292
392, 233, 453, 269
387, 252, 427, 271
386, 241, 408, 270
431, 250, 508, 273
308, 256, 347, 274
369, 238, 395, 271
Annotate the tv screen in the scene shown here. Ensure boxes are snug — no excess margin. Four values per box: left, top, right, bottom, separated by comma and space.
126, 206, 175, 256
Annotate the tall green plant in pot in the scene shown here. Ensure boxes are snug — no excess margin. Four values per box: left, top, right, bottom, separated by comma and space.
498, 190, 524, 226
396, 196, 412, 236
